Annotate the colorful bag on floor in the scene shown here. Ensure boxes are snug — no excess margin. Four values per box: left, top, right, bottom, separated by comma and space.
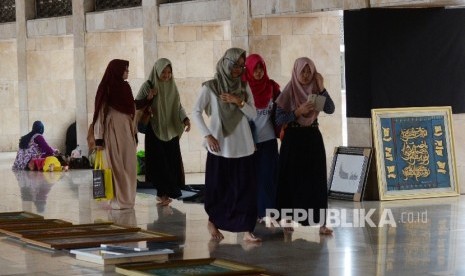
43, 156, 62, 172
92, 150, 114, 200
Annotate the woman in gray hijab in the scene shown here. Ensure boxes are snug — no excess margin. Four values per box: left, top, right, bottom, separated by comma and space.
192, 48, 260, 242
135, 58, 190, 206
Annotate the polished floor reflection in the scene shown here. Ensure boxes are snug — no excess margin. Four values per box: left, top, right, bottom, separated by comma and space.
0, 152, 464, 275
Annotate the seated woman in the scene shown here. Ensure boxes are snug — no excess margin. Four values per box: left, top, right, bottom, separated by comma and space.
12, 121, 58, 170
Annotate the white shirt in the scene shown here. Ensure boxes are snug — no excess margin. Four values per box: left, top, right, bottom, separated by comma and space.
192, 85, 257, 158
254, 99, 276, 143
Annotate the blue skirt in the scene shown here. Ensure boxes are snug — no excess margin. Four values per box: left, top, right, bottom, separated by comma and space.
204, 152, 257, 232
254, 139, 279, 218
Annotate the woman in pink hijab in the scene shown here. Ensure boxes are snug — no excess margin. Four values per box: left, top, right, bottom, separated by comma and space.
274, 57, 335, 235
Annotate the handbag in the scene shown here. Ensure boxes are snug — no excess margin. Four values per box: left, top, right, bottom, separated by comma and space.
92, 150, 114, 200
136, 105, 152, 134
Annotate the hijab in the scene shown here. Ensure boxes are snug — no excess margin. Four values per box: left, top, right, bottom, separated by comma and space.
135, 58, 185, 141
92, 59, 135, 124
203, 47, 247, 136
276, 57, 320, 126
19, 121, 44, 149
243, 54, 279, 109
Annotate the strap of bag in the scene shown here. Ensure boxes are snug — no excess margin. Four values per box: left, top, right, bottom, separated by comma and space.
94, 150, 103, 170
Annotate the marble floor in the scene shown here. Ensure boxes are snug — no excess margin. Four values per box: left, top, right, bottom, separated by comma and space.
0, 152, 464, 275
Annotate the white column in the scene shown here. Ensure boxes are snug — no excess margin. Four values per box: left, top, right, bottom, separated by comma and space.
15, 0, 34, 134
229, 0, 250, 51
143, 0, 159, 77
72, 0, 94, 155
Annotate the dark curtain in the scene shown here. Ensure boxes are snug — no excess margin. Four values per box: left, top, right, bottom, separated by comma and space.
344, 8, 465, 118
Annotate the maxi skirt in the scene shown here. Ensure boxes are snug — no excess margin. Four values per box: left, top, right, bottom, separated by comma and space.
205, 152, 257, 232
254, 139, 279, 219
276, 126, 328, 226
103, 108, 137, 209
145, 125, 185, 199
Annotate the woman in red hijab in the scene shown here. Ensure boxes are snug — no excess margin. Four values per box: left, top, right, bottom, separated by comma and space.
93, 59, 137, 210
243, 54, 281, 222
274, 57, 335, 235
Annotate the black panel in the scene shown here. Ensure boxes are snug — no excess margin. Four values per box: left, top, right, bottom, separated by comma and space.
344, 8, 465, 117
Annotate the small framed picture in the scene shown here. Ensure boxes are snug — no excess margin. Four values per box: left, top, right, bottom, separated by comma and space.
115, 258, 267, 276
328, 147, 373, 201
371, 106, 459, 200
0, 211, 43, 223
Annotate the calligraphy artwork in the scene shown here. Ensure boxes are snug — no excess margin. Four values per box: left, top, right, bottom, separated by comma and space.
115, 258, 267, 276
371, 106, 459, 200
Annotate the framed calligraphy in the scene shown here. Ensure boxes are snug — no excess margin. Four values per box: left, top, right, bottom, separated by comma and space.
371, 106, 459, 200
115, 258, 267, 276
328, 147, 372, 201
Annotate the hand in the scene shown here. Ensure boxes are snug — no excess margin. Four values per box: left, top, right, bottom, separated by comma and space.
295, 102, 315, 118
315, 73, 325, 93
184, 119, 191, 132
147, 88, 157, 100
205, 135, 220, 152
219, 93, 241, 106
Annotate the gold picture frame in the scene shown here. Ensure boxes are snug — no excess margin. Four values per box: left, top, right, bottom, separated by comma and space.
115, 258, 267, 276
371, 106, 459, 200
0, 219, 73, 234
20, 229, 177, 250
2, 222, 129, 239
0, 211, 43, 222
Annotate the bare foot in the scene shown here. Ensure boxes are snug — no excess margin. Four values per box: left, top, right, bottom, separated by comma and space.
157, 198, 172, 206
208, 221, 224, 240
243, 232, 262, 242
319, 226, 333, 235
241, 241, 261, 251
283, 230, 293, 242
156, 196, 172, 206
110, 200, 122, 210
283, 227, 294, 233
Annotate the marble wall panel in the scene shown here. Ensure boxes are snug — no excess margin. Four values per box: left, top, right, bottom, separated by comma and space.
310, 34, 341, 75
157, 26, 171, 42
292, 17, 321, 35
266, 17, 293, 35
280, 34, 312, 76
0, 22, 16, 40
186, 41, 215, 78
346, 118, 373, 147
27, 51, 51, 81
201, 25, 224, 41
0, 41, 18, 80
174, 26, 197, 42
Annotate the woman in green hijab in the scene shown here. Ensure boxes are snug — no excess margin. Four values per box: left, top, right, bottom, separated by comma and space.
192, 48, 260, 242
135, 58, 190, 206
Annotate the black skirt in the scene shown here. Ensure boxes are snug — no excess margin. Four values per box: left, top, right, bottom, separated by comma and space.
145, 125, 185, 198
276, 125, 328, 226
